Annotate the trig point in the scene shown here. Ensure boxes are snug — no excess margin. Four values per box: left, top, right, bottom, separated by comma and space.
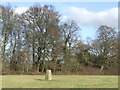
45, 70, 52, 80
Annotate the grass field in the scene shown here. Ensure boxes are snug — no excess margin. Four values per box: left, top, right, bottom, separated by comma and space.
2, 75, 118, 88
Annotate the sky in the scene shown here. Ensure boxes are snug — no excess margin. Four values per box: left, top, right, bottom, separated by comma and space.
0, 2, 118, 41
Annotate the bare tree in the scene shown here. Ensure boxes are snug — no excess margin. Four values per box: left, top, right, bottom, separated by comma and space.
94, 25, 117, 72
22, 5, 61, 72
0, 5, 14, 70
60, 20, 80, 72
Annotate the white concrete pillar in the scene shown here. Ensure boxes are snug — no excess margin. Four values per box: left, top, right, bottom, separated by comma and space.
45, 70, 52, 80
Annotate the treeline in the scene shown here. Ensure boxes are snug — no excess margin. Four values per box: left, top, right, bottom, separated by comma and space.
0, 4, 118, 74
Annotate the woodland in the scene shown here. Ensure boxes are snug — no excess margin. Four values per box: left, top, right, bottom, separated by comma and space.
0, 4, 118, 75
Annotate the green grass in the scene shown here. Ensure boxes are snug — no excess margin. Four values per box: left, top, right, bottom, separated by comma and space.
2, 75, 118, 88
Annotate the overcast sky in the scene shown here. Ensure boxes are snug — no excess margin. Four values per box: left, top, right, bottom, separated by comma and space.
0, 2, 118, 41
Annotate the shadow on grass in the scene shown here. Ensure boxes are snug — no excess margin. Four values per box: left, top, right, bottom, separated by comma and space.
35, 79, 58, 82
36, 79, 44, 81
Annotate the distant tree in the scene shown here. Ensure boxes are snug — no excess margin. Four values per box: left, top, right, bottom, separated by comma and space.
0, 5, 14, 70
93, 25, 117, 72
22, 5, 61, 72
60, 20, 80, 72
75, 42, 91, 65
